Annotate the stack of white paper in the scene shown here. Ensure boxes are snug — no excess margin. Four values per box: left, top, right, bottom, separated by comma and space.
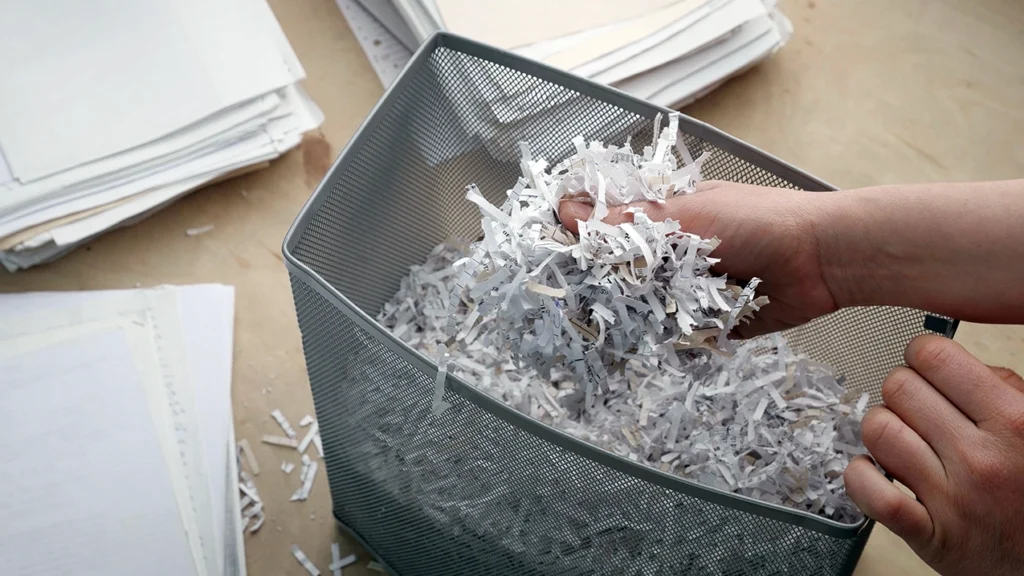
343, 0, 789, 106
0, 0, 323, 271
0, 284, 244, 576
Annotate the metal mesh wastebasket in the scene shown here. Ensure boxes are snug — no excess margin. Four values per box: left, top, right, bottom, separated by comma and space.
283, 33, 957, 576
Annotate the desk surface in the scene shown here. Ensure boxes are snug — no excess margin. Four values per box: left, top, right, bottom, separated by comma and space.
2, 0, 1022, 574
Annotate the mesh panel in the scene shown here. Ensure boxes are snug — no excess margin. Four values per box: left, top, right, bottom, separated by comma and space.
292, 278, 870, 576
287, 37, 952, 575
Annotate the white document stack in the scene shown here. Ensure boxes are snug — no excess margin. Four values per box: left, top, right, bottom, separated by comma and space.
341, 0, 790, 102
0, 0, 324, 271
0, 285, 244, 576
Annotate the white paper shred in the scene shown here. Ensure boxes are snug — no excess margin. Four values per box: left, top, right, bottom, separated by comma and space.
238, 464, 264, 534
282, 461, 295, 474
291, 544, 321, 576
329, 543, 357, 575
291, 454, 319, 501
366, 561, 386, 572
312, 433, 324, 458
185, 224, 214, 237
330, 543, 342, 576
298, 420, 319, 454
239, 474, 260, 503
262, 434, 299, 448
242, 501, 263, 520
271, 409, 298, 440
299, 414, 315, 427
376, 115, 869, 528
248, 512, 265, 533
432, 344, 452, 414
237, 439, 260, 475
329, 554, 358, 573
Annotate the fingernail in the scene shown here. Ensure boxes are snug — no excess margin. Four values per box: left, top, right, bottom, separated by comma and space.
557, 199, 592, 230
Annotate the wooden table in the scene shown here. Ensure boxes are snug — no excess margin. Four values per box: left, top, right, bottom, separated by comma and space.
2, 0, 1022, 574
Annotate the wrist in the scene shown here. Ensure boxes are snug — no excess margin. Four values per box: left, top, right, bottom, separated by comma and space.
809, 187, 883, 310
806, 179, 1024, 323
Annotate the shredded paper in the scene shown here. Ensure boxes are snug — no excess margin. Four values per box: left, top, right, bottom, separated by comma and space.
329, 542, 358, 575
377, 113, 869, 532
291, 544, 321, 576
238, 464, 265, 534
291, 453, 318, 501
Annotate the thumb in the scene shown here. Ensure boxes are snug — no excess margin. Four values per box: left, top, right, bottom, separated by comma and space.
557, 199, 593, 234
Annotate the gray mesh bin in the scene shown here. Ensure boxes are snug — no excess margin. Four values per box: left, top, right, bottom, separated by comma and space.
283, 33, 957, 576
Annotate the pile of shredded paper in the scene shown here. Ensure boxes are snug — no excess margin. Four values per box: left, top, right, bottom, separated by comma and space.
377, 113, 868, 524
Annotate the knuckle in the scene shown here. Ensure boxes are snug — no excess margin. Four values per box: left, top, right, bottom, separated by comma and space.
967, 450, 1011, 490
842, 457, 869, 496
905, 335, 956, 371
881, 367, 916, 407
1005, 410, 1024, 437
876, 489, 910, 528
926, 527, 956, 562
861, 408, 898, 450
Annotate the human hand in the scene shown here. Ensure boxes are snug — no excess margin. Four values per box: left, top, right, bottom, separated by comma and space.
844, 335, 1024, 576
557, 180, 838, 338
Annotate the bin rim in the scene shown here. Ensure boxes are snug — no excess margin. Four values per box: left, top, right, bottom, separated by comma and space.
283, 31, 869, 539
284, 32, 838, 255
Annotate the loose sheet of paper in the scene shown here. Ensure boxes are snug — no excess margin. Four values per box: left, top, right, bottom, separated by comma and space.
0, 319, 199, 576
434, 0, 682, 50
0, 285, 239, 576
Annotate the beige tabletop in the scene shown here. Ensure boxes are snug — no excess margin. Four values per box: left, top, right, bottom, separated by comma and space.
1, 0, 1022, 574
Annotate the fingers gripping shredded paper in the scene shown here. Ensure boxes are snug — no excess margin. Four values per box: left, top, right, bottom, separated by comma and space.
378, 114, 868, 524
454, 113, 753, 399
